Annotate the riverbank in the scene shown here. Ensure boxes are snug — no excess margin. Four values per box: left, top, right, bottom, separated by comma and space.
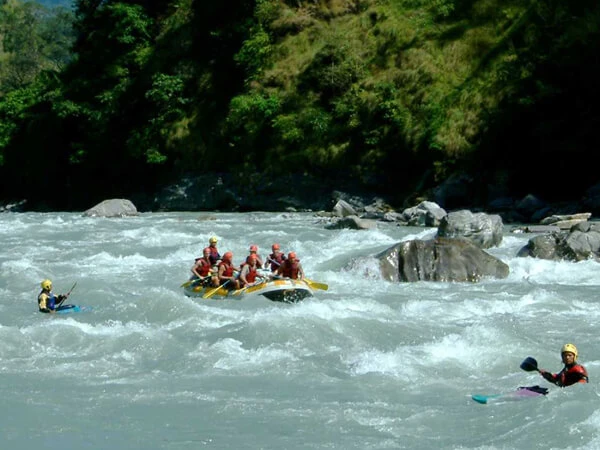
3, 171, 600, 225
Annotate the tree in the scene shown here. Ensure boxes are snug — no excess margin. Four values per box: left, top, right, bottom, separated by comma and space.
0, 1, 74, 91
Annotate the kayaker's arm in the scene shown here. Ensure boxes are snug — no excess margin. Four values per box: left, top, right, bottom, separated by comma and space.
540, 369, 560, 386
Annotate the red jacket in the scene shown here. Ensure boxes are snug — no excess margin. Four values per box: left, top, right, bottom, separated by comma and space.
194, 257, 212, 276
279, 259, 301, 279
545, 363, 588, 387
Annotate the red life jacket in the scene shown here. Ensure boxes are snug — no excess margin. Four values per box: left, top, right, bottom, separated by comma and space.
219, 261, 235, 278
245, 265, 258, 283
280, 259, 300, 279
195, 258, 212, 276
557, 363, 588, 386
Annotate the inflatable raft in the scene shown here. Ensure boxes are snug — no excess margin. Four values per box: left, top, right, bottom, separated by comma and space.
183, 278, 314, 303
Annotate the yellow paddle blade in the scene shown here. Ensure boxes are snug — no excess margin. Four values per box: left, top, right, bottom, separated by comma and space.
202, 286, 221, 299
181, 276, 210, 288
203, 279, 231, 299
231, 287, 247, 296
304, 278, 328, 291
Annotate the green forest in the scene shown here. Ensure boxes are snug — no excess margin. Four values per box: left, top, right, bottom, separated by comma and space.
1, 0, 599, 210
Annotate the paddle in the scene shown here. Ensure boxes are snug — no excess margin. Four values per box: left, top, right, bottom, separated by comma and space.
232, 278, 268, 296
57, 282, 77, 308
203, 280, 230, 299
303, 278, 328, 291
180, 276, 209, 288
520, 356, 541, 373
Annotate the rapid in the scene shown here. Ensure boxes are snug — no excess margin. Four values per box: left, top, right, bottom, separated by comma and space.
1, 211, 599, 449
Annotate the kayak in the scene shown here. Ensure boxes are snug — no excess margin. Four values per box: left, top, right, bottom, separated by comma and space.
55, 304, 92, 314
471, 385, 548, 404
183, 278, 314, 303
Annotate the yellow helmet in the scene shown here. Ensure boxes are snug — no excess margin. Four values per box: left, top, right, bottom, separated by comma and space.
41, 279, 52, 290
561, 343, 578, 360
209, 236, 218, 244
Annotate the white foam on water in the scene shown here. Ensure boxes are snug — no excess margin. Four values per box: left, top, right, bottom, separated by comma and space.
2, 212, 600, 449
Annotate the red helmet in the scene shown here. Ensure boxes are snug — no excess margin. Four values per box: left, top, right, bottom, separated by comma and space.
223, 251, 233, 261
203, 247, 211, 255
272, 243, 280, 250
288, 251, 296, 260
249, 245, 258, 252
248, 254, 257, 262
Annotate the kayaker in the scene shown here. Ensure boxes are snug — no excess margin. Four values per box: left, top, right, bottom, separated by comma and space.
207, 236, 221, 265
275, 252, 304, 280
239, 254, 263, 287
38, 279, 68, 314
265, 243, 286, 272
217, 251, 240, 290
191, 247, 217, 286
539, 343, 588, 387
242, 244, 263, 268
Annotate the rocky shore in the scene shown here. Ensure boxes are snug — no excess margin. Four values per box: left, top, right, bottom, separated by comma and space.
3, 172, 600, 226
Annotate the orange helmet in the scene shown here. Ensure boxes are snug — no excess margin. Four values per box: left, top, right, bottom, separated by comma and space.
223, 251, 233, 261
249, 245, 258, 252
248, 254, 257, 262
288, 251, 296, 260
272, 243, 280, 250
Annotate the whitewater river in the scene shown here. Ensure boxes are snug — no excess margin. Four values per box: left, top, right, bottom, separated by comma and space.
1, 211, 599, 449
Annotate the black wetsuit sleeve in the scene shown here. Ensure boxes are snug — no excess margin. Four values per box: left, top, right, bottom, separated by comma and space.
542, 371, 559, 385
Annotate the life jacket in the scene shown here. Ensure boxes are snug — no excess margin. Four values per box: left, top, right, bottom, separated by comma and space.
195, 257, 212, 276
279, 259, 300, 279
218, 261, 235, 278
557, 363, 588, 387
245, 264, 259, 284
38, 291, 57, 313
268, 252, 286, 272
208, 246, 221, 265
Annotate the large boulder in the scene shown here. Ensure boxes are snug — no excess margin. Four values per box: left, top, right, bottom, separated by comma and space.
325, 215, 376, 230
377, 237, 509, 282
400, 201, 447, 227
332, 199, 358, 217
83, 199, 138, 218
517, 222, 600, 261
437, 210, 503, 249
516, 234, 561, 260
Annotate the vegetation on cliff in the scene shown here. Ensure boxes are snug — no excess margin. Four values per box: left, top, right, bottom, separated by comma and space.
1, 0, 599, 209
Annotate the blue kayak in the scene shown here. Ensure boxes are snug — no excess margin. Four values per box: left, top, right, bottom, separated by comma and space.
55, 304, 91, 314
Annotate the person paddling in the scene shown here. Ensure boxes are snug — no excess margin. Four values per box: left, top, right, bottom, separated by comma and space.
246, 244, 264, 268
217, 251, 240, 290
37, 279, 69, 314
275, 252, 304, 280
191, 247, 217, 286
239, 254, 263, 288
539, 344, 588, 387
265, 243, 286, 272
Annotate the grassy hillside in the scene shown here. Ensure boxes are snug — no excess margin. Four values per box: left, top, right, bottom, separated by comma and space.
223, 0, 600, 202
